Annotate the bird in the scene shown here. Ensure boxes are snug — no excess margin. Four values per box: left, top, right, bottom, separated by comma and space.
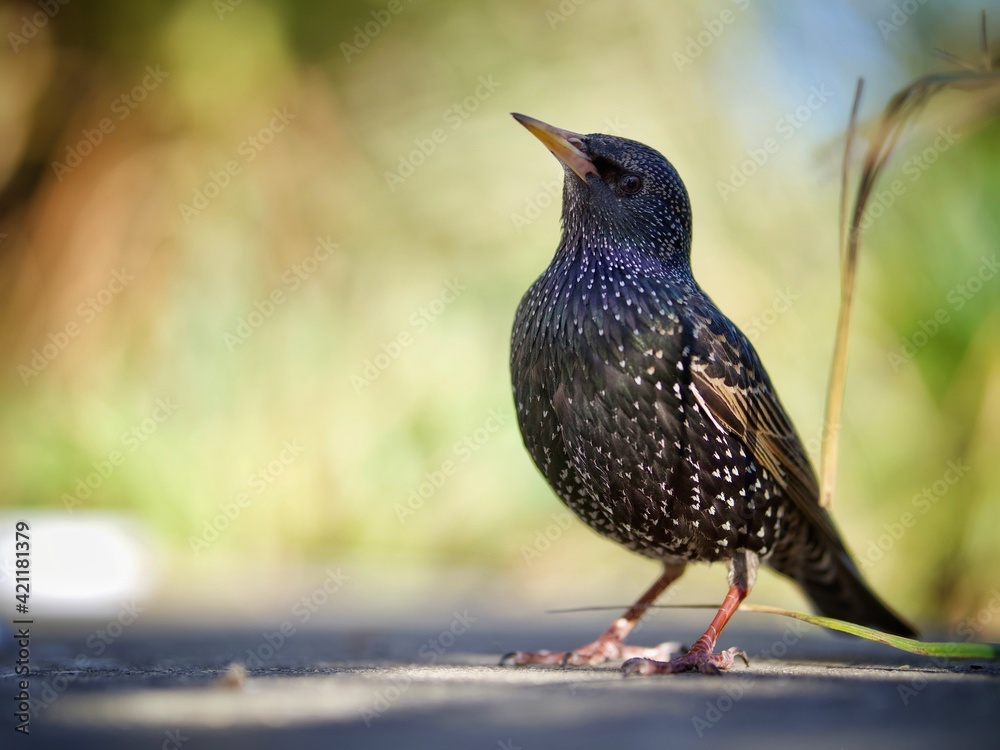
503, 113, 915, 675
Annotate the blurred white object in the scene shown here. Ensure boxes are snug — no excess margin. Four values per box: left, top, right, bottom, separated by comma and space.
0, 512, 156, 618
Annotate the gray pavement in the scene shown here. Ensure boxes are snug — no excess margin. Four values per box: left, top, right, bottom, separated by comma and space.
4, 609, 997, 749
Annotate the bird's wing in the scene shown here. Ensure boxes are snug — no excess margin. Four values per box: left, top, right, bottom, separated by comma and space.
543, 302, 764, 559
685, 305, 845, 550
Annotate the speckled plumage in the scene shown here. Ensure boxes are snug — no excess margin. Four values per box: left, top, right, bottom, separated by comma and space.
507, 118, 913, 670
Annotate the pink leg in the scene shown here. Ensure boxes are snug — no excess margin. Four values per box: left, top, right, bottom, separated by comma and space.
622, 582, 749, 675
501, 564, 685, 667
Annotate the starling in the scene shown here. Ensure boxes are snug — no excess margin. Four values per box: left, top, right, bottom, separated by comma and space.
503, 114, 915, 675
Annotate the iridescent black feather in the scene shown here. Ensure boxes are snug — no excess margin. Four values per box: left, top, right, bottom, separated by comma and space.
511, 128, 913, 637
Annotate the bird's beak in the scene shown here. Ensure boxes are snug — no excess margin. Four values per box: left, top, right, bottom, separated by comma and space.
512, 113, 598, 182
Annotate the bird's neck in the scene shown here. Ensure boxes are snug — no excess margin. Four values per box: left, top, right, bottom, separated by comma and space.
520, 232, 701, 349
555, 227, 695, 288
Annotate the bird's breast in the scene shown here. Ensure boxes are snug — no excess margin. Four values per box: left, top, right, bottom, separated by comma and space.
511, 256, 786, 562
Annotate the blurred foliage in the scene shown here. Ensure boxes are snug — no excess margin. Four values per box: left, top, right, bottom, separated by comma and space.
0, 0, 998, 632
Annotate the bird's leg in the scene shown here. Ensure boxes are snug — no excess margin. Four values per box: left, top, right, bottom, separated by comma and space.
501, 564, 685, 667
623, 583, 748, 675
622, 551, 757, 676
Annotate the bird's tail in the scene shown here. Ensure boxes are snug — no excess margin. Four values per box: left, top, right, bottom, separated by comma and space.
773, 524, 917, 638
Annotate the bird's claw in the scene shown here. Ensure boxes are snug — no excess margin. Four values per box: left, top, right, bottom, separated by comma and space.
500, 639, 681, 668
500, 648, 566, 666
621, 646, 749, 676
500, 648, 594, 667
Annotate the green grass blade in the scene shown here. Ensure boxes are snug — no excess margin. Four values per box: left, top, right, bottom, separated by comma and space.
548, 602, 1000, 660
742, 604, 1000, 659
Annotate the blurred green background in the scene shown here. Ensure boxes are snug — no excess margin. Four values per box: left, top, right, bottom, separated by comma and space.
1, 0, 998, 635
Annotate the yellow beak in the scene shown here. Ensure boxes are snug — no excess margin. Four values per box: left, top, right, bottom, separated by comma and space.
512, 113, 598, 182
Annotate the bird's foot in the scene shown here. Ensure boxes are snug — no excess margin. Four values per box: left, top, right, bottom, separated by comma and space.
621, 646, 748, 676
500, 637, 681, 667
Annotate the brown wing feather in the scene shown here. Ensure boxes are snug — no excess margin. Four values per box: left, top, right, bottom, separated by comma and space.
687, 313, 846, 553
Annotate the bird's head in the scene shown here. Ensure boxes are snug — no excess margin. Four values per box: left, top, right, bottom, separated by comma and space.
513, 113, 692, 272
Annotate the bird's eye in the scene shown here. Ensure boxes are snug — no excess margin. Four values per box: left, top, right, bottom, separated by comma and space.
620, 174, 642, 194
